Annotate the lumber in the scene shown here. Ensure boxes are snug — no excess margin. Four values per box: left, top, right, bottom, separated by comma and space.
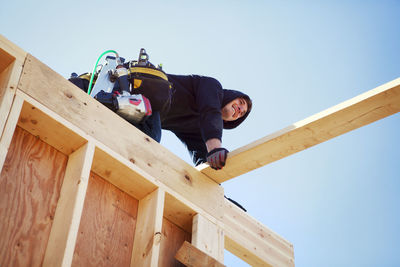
42, 142, 95, 267
175, 241, 226, 267
224, 199, 294, 267
72, 172, 139, 266
199, 77, 400, 183
17, 54, 224, 221
192, 214, 224, 262
0, 126, 68, 266
159, 218, 191, 266
0, 36, 26, 141
0, 95, 23, 170
131, 188, 165, 266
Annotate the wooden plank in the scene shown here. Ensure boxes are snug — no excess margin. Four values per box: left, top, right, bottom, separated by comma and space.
0, 127, 68, 267
0, 95, 23, 171
18, 54, 224, 221
175, 241, 226, 267
224, 199, 294, 267
72, 171, 139, 267
131, 188, 165, 266
163, 192, 196, 233
199, 77, 400, 183
42, 142, 94, 267
159, 218, 191, 267
0, 59, 24, 140
92, 146, 158, 200
0, 34, 27, 65
17, 99, 87, 156
192, 214, 224, 262
0, 34, 26, 138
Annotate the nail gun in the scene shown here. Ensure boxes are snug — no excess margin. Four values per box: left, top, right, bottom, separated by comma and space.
89, 49, 155, 124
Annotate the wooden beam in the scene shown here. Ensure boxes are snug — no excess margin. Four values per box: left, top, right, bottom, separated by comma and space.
0, 34, 26, 133
0, 35, 26, 140
224, 199, 294, 267
192, 214, 224, 262
0, 34, 27, 65
42, 142, 95, 267
0, 95, 23, 170
131, 188, 165, 266
199, 77, 400, 183
17, 54, 224, 221
175, 241, 226, 267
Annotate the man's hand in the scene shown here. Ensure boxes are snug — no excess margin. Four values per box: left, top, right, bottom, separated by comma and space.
206, 148, 229, 170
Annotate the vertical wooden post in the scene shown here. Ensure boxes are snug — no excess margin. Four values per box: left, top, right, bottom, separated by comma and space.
192, 213, 224, 262
42, 142, 95, 267
0, 95, 23, 171
131, 188, 165, 267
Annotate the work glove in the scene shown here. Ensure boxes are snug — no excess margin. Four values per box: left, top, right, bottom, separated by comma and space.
206, 148, 229, 170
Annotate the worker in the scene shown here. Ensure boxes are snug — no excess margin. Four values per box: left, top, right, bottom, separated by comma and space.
69, 67, 252, 171
159, 74, 252, 170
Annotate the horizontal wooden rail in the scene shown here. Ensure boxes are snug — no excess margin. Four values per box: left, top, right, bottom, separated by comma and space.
199, 78, 400, 183
223, 199, 294, 267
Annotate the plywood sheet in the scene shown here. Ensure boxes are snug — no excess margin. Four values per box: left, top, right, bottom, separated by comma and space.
159, 218, 191, 267
0, 126, 67, 266
72, 172, 138, 267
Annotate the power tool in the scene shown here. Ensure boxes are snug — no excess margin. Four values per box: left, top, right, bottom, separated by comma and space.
86, 48, 170, 124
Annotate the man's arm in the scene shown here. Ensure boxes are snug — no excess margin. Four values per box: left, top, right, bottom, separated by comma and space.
205, 138, 229, 170
205, 138, 221, 152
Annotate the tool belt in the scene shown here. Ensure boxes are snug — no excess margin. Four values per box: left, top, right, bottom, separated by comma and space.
72, 63, 173, 114
128, 65, 173, 113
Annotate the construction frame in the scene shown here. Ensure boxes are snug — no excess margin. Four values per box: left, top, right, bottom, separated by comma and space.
0, 34, 399, 266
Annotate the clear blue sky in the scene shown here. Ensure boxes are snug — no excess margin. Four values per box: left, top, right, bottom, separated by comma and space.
2, 1, 399, 266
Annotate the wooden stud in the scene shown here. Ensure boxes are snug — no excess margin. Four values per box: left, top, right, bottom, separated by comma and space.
175, 241, 226, 267
42, 142, 95, 267
199, 77, 400, 183
0, 95, 23, 171
131, 188, 165, 267
192, 214, 224, 262
0, 34, 26, 139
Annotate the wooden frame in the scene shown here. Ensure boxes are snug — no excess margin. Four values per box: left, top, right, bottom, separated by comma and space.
2, 34, 397, 266
198, 78, 400, 183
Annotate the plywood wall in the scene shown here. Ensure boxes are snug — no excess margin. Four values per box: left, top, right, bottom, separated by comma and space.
72, 172, 139, 266
0, 127, 68, 266
159, 218, 191, 267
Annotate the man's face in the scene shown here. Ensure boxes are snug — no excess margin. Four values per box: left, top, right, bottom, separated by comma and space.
221, 97, 248, 121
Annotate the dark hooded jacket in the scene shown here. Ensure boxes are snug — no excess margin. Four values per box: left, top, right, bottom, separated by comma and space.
161, 74, 251, 165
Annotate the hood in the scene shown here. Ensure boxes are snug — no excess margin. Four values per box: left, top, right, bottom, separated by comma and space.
222, 89, 252, 129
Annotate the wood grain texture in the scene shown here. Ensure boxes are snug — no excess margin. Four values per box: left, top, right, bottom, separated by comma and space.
192, 214, 224, 262
0, 95, 23, 172
175, 241, 226, 267
72, 172, 138, 267
18, 54, 224, 221
224, 199, 294, 267
0, 59, 24, 141
159, 218, 191, 267
42, 142, 94, 267
0, 34, 26, 138
0, 34, 27, 67
131, 188, 164, 267
199, 77, 400, 183
0, 126, 68, 267
17, 100, 87, 156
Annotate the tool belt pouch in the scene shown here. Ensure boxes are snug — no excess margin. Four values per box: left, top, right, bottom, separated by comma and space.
130, 75, 173, 114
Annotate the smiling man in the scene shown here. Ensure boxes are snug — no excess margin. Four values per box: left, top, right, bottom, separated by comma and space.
160, 74, 252, 170
70, 71, 252, 170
